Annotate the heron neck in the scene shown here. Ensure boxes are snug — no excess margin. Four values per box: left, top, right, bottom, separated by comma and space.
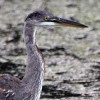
22, 22, 44, 100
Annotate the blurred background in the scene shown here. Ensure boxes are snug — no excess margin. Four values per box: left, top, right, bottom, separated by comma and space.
0, 0, 100, 100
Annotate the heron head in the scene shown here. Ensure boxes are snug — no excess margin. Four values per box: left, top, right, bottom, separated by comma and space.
25, 10, 88, 28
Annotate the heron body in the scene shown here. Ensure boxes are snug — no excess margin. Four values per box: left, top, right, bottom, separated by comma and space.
0, 11, 87, 100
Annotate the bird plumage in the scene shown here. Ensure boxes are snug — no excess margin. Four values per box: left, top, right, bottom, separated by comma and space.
0, 10, 87, 100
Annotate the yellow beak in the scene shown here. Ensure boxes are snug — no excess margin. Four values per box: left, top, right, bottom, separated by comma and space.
47, 17, 88, 28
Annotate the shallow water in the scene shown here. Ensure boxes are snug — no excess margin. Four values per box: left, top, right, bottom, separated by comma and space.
0, 0, 100, 100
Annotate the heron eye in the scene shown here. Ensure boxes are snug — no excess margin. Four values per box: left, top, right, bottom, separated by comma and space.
45, 16, 48, 20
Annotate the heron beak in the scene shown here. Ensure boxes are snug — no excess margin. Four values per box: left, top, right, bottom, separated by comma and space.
48, 17, 88, 28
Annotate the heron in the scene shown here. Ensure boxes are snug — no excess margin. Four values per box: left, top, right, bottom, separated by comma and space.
0, 10, 88, 100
